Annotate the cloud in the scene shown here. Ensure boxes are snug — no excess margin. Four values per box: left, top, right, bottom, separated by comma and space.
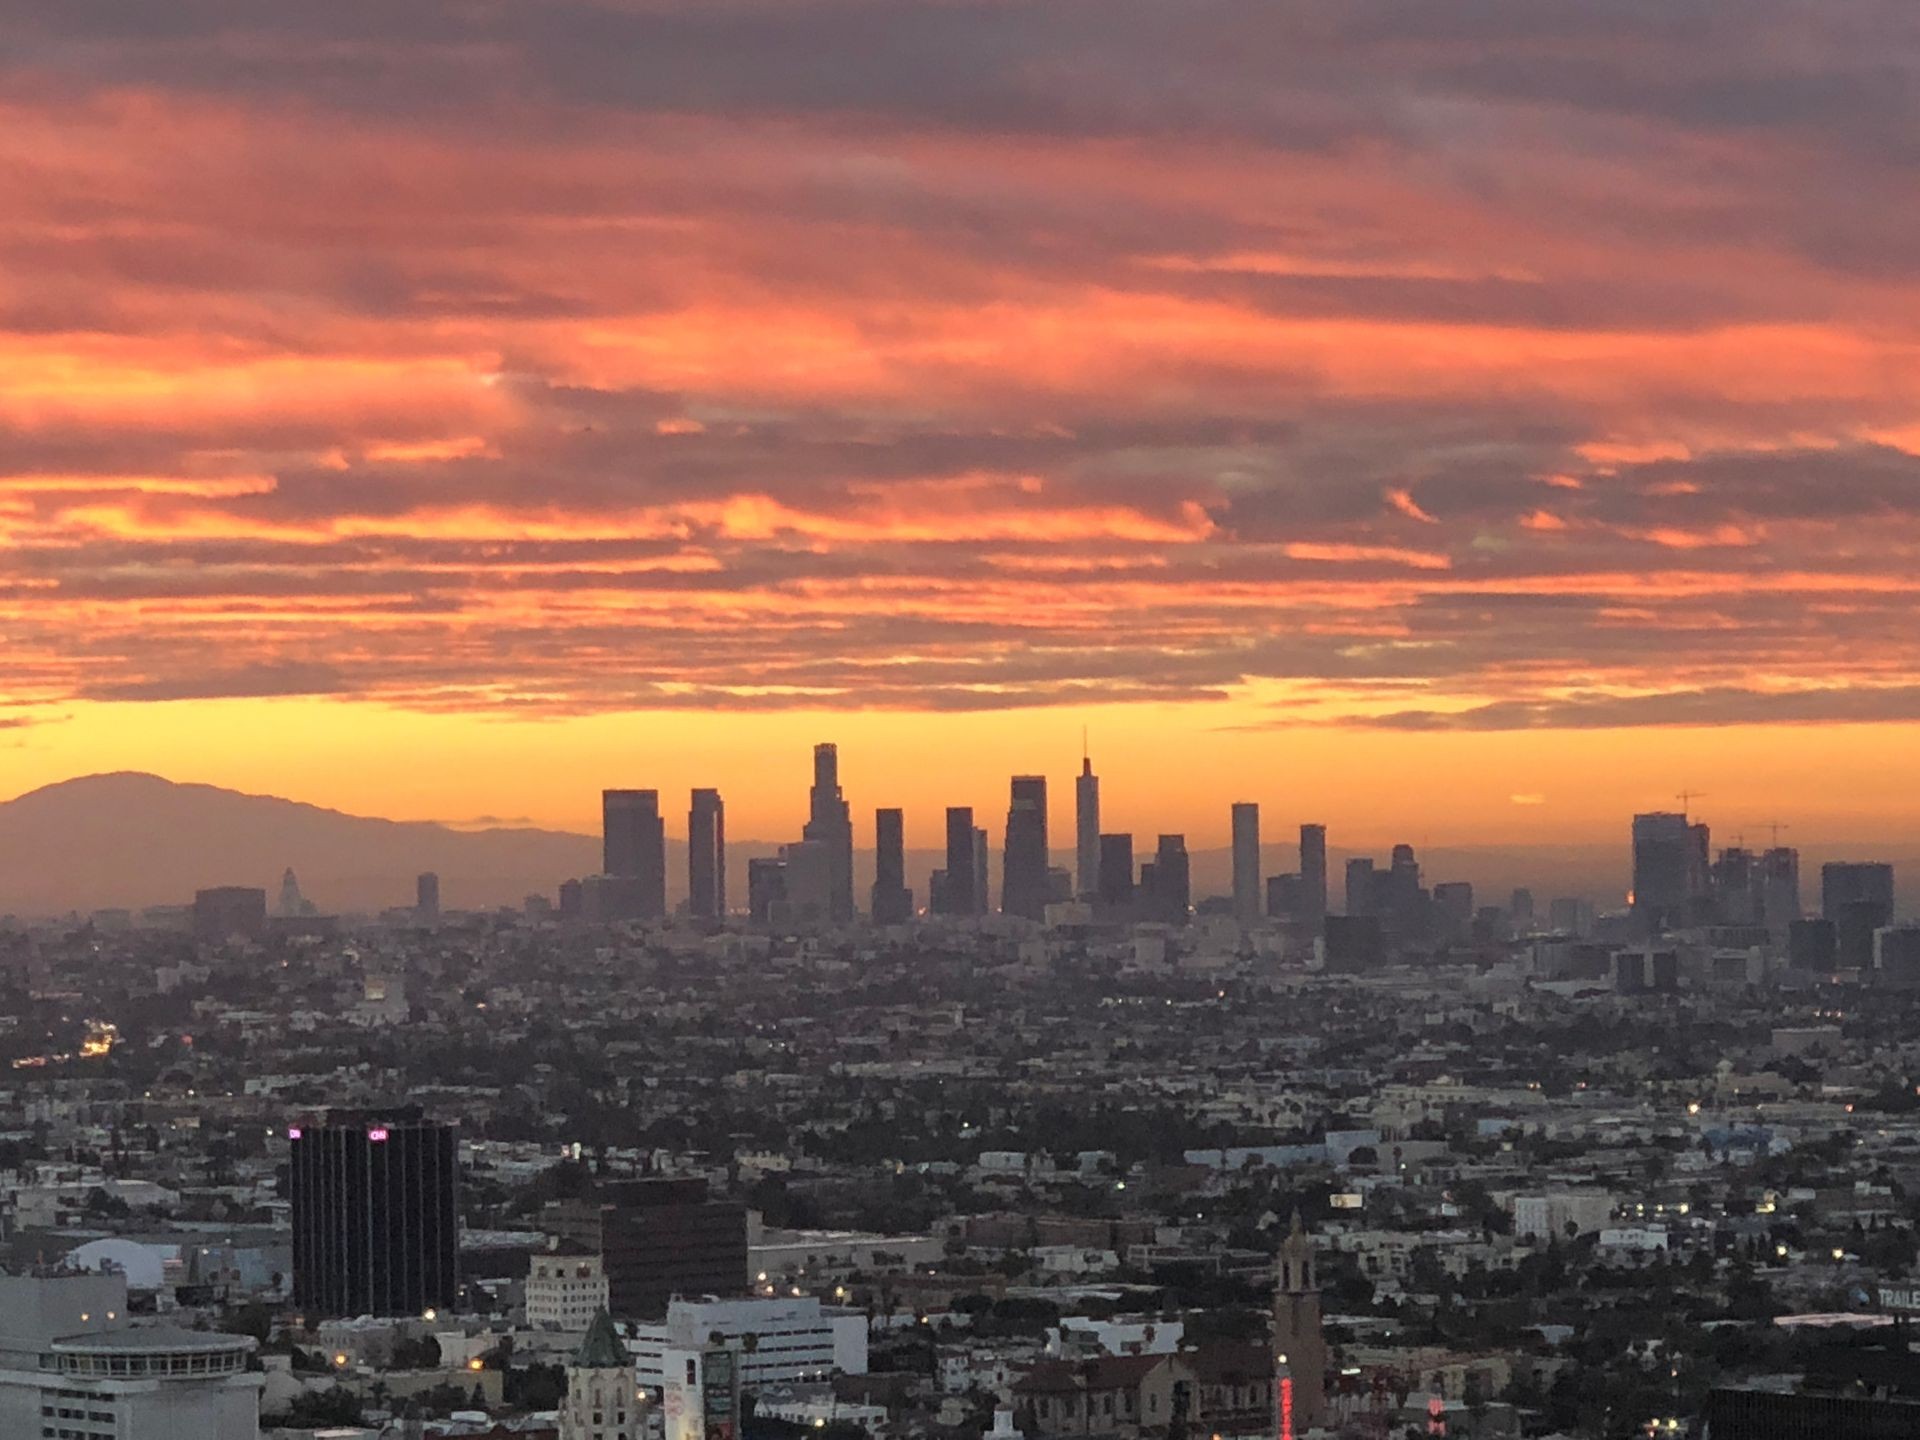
1, 4, 1919, 725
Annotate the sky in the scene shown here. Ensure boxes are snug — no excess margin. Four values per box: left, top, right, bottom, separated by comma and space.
5, 0, 1920, 848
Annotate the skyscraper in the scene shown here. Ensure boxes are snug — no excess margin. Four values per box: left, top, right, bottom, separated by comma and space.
1344, 857, 1377, 916
603, 789, 667, 919
1630, 811, 1691, 935
1758, 847, 1801, 928
973, 825, 991, 914
1075, 750, 1100, 901
746, 857, 788, 925
801, 744, 855, 923
1230, 802, 1261, 926
688, 789, 726, 919
416, 871, 440, 922
1002, 775, 1050, 921
1097, 833, 1135, 915
1299, 823, 1327, 933
1824, 861, 1895, 969
871, 807, 912, 924
290, 1107, 458, 1317
1142, 834, 1190, 926
936, 806, 978, 916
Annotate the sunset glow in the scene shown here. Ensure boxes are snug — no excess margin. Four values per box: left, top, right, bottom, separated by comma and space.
7, 2, 1920, 842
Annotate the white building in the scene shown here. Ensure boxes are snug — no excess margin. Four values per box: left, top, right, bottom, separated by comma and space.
628, 1296, 866, 1389
529, 1252, 610, 1331
1512, 1190, 1615, 1241
1045, 1317, 1182, 1358
0, 1271, 261, 1440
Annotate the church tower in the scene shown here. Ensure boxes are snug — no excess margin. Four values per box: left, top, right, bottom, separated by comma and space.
562, 1308, 638, 1440
1272, 1212, 1327, 1435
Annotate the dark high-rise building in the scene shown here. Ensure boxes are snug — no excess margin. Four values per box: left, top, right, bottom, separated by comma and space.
747, 857, 788, 925
1510, 887, 1535, 932
1097, 834, 1135, 914
1231, 802, 1261, 927
935, 807, 979, 916
1824, 862, 1895, 970
415, 872, 440, 922
1075, 752, 1101, 900
871, 808, 912, 924
1788, 917, 1838, 971
1631, 812, 1692, 934
545, 1178, 748, 1320
1299, 823, 1328, 933
1823, 862, 1895, 922
1266, 872, 1303, 921
801, 743, 855, 922
1141, 834, 1190, 926
1759, 847, 1801, 928
688, 789, 726, 919
973, 826, 990, 914
1323, 914, 1384, 972
1712, 847, 1757, 925
1002, 776, 1050, 921
1344, 857, 1377, 917
193, 886, 267, 943
603, 790, 667, 919
290, 1107, 458, 1318
1433, 881, 1474, 940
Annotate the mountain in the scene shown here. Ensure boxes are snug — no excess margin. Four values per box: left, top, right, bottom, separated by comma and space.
0, 773, 603, 917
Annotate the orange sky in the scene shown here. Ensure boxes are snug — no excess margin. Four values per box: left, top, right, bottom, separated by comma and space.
5, 2, 1920, 848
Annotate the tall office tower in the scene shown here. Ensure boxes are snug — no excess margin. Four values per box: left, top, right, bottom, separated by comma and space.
688, 788, 726, 919
1687, 822, 1713, 920
416, 871, 440, 922
1824, 861, 1895, 969
1758, 847, 1801, 927
1823, 861, 1895, 921
871, 807, 913, 924
1631, 812, 1692, 935
1510, 887, 1535, 932
1299, 824, 1328, 932
936, 807, 978, 916
278, 867, 306, 918
973, 826, 991, 914
1002, 776, 1051, 920
802, 743, 855, 922
290, 1107, 458, 1317
1344, 857, 1377, 916
1142, 834, 1190, 926
544, 1178, 748, 1320
603, 789, 667, 919
781, 840, 833, 925
1432, 881, 1474, 941
1712, 847, 1756, 925
1271, 1214, 1327, 1434
1231, 802, 1261, 927
1097, 833, 1135, 912
1075, 751, 1101, 900
746, 857, 788, 925
1388, 843, 1422, 909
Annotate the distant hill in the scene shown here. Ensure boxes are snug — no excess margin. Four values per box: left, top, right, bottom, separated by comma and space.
0, 773, 603, 917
